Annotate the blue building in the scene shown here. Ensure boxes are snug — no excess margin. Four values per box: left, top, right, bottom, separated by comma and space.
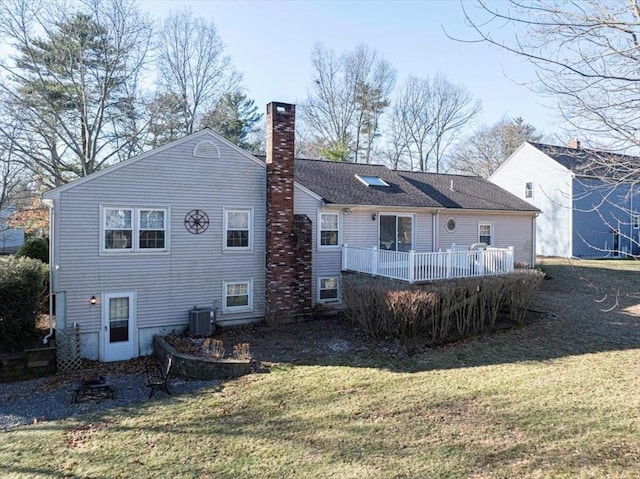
490, 140, 640, 258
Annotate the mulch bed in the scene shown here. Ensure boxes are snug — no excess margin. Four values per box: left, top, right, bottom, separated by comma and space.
165, 315, 385, 364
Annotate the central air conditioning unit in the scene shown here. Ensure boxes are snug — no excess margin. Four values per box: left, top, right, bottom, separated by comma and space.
189, 307, 215, 337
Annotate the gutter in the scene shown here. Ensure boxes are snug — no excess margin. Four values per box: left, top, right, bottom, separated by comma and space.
41, 198, 54, 345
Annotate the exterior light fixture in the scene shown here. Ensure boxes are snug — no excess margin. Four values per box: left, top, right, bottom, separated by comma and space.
372, 213, 377, 221
90, 295, 97, 305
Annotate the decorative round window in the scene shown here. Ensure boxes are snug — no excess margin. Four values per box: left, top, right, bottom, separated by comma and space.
184, 209, 210, 234
445, 217, 457, 233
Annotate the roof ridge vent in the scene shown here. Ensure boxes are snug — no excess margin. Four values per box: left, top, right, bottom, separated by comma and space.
193, 140, 220, 158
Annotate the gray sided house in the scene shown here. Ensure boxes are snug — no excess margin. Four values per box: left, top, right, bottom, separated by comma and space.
490, 141, 640, 258
43, 102, 538, 362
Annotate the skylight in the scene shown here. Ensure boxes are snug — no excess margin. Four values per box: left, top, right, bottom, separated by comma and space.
355, 174, 389, 187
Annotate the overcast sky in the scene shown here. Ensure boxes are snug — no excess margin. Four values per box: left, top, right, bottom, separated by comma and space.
142, 0, 561, 139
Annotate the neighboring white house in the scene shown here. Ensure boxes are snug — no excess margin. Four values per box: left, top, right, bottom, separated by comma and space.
490, 141, 640, 258
0, 206, 25, 254
43, 102, 539, 362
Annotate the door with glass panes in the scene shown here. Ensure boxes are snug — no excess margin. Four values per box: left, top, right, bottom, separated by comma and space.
102, 292, 136, 361
379, 214, 414, 252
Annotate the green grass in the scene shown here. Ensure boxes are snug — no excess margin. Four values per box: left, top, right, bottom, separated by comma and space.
1, 258, 639, 478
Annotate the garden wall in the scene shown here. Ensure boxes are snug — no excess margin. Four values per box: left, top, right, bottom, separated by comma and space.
152, 336, 252, 380
0, 343, 56, 383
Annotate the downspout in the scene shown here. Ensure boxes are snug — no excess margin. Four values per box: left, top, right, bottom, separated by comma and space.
42, 198, 54, 344
532, 213, 538, 268
432, 209, 440, 251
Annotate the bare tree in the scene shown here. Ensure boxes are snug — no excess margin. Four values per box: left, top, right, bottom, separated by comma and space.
156, 8, 240, 139
294, 121, 323, 159
381, 106, 411, 170
460, 1, 640, 155
453, 117, 543, 177
301, 43, 396, 162
459, 1, 640, 260
0, 0, 153, 187
350, 45, 396, 163
393, 74, 481, 172
0, 120, 27, 214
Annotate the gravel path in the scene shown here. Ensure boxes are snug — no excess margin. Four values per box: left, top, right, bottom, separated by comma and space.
0, 372, 220, 431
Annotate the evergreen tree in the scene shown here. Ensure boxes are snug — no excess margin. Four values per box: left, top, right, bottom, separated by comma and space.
0, 0, 152, 186
200, 92, 263, 151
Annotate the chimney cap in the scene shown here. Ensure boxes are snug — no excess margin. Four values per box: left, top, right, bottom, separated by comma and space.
267, 102, 295, 115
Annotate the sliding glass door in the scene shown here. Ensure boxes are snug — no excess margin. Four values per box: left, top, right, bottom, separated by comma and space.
379, 214, 414, 252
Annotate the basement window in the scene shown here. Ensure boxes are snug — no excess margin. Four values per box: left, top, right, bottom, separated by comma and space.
355, 174, 389, 187
318, 276, 340, 303
223, 280, 253, 313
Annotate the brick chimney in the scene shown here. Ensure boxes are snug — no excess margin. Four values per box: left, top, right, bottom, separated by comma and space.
265, 102, 312, 322
568, 138, 581, 149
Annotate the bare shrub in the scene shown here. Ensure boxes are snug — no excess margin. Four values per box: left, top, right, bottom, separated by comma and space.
430, 284, 455, 340
342, 270, 545, 352
341, 274, 394, 337
450, 279, 482, 337
200, 338, 225, 359
505, 269, 545, 324
479, 276, 508, 329
233, 343, 252, 360
386, 289, 438, 353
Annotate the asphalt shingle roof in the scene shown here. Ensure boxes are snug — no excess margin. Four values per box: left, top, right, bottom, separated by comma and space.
530, 142, 640, 180
399, 171, 538, 211
293, 158, 538, 212
294, 159, 440, 208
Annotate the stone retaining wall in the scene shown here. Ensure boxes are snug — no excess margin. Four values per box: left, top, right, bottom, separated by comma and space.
152, 336, 252, 380
0, 344, 57, 383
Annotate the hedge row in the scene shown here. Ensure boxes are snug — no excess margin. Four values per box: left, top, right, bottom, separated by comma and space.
342, 270, 545, 352
0, 257, 49, 350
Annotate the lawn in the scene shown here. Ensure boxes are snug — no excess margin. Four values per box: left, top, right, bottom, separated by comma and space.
1, 258, 639, 478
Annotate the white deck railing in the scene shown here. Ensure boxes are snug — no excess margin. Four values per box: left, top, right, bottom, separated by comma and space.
342, 245, 515, 283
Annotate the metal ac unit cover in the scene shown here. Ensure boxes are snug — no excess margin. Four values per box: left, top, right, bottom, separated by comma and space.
189, 307, 215, 337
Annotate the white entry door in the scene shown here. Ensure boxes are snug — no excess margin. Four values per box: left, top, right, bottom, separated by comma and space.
102, 292, 136, 362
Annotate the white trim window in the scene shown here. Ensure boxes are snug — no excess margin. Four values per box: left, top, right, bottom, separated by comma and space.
319, 212, 340, 248
103, 207, 168, 252
318, 276, 340, 303
224, 209, 252, 250
478, 222, 493, 246
223, 280, 253, 312
525, 182, 533, 198
633, 214, 639, 229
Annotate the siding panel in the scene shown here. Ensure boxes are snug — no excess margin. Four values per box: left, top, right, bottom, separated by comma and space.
438, 212, 534, 264
491, 143, 572, 257
54, 133, 267, 353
